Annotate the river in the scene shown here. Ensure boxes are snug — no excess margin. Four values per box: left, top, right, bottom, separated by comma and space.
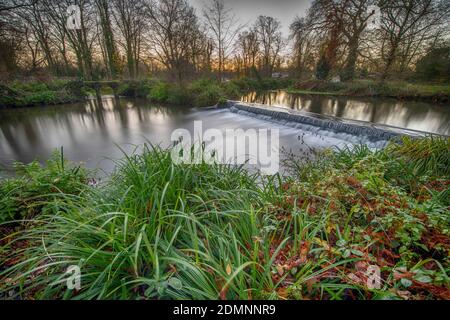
242, 90, 449, 135
0, 93, 448, 175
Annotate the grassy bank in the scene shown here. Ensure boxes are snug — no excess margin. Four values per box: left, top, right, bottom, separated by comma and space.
117, 78, 294, 107
289, 80, 450, 103
2, 77, 447, 109
1, 137, 449, 300
0, 77, 293, 109
0, 80, 87, 108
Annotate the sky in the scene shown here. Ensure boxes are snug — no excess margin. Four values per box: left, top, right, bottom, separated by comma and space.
189, 0, 314, 37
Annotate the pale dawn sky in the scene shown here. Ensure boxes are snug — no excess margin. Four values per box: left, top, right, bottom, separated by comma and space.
189, 0, 314, 37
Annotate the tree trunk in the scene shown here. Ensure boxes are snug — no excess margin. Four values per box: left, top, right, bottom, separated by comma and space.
342, 38, 359, 81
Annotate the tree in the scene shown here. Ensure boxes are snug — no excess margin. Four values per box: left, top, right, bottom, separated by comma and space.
202, 0, 241, 81
379, 0, 450, 80
335, 0, 377, 80
415, 46, 450, 82
0, 0, 36, 13
145, 0, 203, 84
290, 16, 317, 77
17, 1, 58, 73
0, 1, 28, 75
235, 29, 260, 77
300, 0, 346, 79
43, 0, 97, 80
112, 0, 146, 79
315, 54, 331, 80
95, 0, 119, 79
254, 16, 283, 77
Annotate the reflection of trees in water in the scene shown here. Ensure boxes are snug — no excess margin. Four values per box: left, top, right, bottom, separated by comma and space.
1, 123, 27, 159
242, 91, 449, 135
437, 118, 450, 135
0, 97, 191, 163
0, 113, 52, 163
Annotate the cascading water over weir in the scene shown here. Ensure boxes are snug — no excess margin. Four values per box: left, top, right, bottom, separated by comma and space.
225, 101, 430, 149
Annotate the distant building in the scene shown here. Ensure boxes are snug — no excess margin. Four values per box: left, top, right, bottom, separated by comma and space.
272, 72, 289, 79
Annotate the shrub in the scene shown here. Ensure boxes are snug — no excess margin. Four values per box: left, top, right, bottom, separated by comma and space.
148, 81, 170, 103
22, 91, 58, 105
9, 81, 48, 93
315, 55, 331, 80
0, 80, 86, 108
415, 47, 450, 82
64, 80, 87, 98
221, 81, 241, 98
117, 80, 156, 98
190, 79, 225, 107
166, 85, 191, 105
0, 150, 87, 224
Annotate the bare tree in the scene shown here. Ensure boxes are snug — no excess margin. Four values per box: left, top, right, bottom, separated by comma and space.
254, 16, 284, 77
42, 0, 97, 80
0, 0, 37, 13
95, 0, 119, 79
291, 0, 376, 80
290, 16, 318, 77
202, 0, 241, 81
16, 1, 58, 73
187, 26, 215, 74
112, 0, 146, 79
0, 2, 26, 76
145, 0, 203, 83
334, 0, 377, 80
379, 0, 450, 79
235, 29, 259, 77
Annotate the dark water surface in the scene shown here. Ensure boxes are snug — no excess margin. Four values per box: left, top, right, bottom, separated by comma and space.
0, 96, 349, 175
1, 93, 448, 175
241, 90, 450, 135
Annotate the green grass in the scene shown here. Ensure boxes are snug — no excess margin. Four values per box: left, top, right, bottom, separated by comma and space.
2, 77, 447, 108
0, 149, 87, 224
288, 80, 450, 103
0, 80, 87, 108
0, 77, 292, 109
0, 137, 449, 300
118, 77, 293, 107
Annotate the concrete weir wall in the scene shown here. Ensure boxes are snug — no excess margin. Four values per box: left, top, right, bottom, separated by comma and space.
225, 101, 421, 147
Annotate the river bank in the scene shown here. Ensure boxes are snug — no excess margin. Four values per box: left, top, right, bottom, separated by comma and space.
0, 80, 86, 108
2, 78, 448, 109
0, 78, 292, 109
0, 137, 449, 300
288, 80, 450, 104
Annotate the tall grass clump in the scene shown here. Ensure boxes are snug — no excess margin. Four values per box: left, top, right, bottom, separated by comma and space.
0, 150, 87, 224
386, 136, 450, 177
0, 146, 269, 299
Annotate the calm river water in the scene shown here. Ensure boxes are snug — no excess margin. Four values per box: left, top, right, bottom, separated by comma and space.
242, 90, 449, 135
0, 96, 348, 175
0, 93, 448, 175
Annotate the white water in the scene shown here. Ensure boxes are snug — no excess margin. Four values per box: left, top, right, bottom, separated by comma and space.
0, 96, 399, 176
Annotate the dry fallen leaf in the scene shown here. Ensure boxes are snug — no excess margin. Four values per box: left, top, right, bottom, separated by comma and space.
226, 264, 232, 275
276, 265, 284, 276
277, 287, 289, 299
396, 290, 412, 300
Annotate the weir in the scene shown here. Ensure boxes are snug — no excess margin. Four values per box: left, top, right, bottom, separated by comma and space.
225, 101, 428, 147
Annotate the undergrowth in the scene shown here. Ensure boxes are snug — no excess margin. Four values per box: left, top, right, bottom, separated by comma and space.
0, 137, 448, 300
